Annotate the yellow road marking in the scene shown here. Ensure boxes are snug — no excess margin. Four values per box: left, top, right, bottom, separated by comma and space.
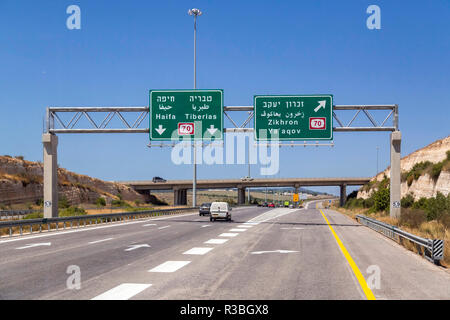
319, 209, 376, 300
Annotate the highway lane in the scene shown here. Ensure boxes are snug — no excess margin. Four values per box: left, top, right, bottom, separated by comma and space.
0, 206, 268, 299
1, 203, 449, 300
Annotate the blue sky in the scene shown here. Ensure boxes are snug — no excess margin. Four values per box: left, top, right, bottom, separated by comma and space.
0, 0, 449, 195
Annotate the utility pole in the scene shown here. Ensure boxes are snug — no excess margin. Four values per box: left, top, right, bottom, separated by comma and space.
188, 8, 202, 207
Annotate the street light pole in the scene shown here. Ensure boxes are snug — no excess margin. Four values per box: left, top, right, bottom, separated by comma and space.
188, 8, 202, 207
376, 146, 379, 175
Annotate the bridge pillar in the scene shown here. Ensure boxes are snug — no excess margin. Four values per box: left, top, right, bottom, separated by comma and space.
181, 189, 187, 206
237, 188, 246, 205
340, 184, 347, 207
42, 133, 58, 218
390, 131, 402, 218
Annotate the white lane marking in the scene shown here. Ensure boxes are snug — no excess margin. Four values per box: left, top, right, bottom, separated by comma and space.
16, 242, 51, 250
0, 212, 198, 245
219, 233, 239, 237
201, 225, 211, 228
143, 224, 157, 227
251, 250, 299, 255
125, 244, 151, 252
88, 237, 114, 244
205, 239, 228, 244
229, 228, 247, 232
246, 208, 294, 224
243, 222, 259, 225
157, 226, 170, 230
148, 261, 191, 273
237, 225, 252, 228
91, 283, 152, 300
280, 227, 305, 230
183, 247, 213, 255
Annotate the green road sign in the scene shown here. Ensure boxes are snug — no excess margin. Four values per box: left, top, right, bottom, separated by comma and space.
254, 95, 333, 141
150, 90, 223, 141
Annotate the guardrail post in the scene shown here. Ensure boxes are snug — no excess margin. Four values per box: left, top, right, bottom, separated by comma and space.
390, 131, 402, 218
42, 133, 59, 218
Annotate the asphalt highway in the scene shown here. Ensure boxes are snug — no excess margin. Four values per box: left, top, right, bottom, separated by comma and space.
0, 202, 449, 300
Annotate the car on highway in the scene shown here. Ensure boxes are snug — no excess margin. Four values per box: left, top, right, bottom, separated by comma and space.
152, 176, 166, 183
289, 204, 294, 209
199, 203, 212, 216
209, 201, 232, 221
268, 202, 275, 208
262, 202, 268, 207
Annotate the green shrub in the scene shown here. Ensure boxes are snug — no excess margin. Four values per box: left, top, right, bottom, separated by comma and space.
447, 150, 450, 161
401, 194, 415, 208
59, 196, 70, 209
96, 197, 106, 207
23, 212, 43, 219
373, 186, 390, 212
363, 197, 374, 208
35, 198, 44, 206
431, 162, 443, 180
426, 192, 448, 221
59, 206, 87, 217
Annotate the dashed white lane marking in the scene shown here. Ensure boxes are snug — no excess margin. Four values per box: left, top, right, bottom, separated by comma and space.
143, 224, 157, 227
16, 242, 51, 250
125, 244, 150, 252
88, 238, 114, 244
158, 226, 170, 230
201, 225, 211, 228
148, 261, 191, 273
229, 229, 247, 232
183, 247, 213, 255
219, 233, 239, 237
251, 250, 299, 255
205, 239, 228, 244
237, 225, 253, 228
243, 222, 259, 225
91, 283, 152, 300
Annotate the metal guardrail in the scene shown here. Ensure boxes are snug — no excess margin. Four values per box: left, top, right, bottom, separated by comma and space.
356, 215, 444, 265
0, 207, 197, 238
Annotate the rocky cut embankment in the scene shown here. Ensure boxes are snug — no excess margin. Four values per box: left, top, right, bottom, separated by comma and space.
0, 156, 146, 206
357, 136, 450, 200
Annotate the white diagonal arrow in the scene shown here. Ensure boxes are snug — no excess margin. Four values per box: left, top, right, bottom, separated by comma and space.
251, 250, 299, 255
16, 242, 51, 250
207, 125, 217, 135
314, 100, 326, 112
125, 244, 150, 252
155, 125, 166, 135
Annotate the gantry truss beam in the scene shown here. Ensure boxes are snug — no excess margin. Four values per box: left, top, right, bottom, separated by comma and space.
46, 105, 398, 134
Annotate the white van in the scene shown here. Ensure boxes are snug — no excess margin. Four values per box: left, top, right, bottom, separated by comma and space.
209, 202, 232, 222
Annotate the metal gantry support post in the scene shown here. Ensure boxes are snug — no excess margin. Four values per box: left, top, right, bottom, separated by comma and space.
42, 133, 58, 218
390, 131, 402, 218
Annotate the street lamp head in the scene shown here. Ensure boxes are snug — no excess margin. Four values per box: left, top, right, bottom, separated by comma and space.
188, 8, 202, 16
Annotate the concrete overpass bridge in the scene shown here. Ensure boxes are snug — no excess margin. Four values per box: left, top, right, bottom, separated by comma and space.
119, 177, 371, 206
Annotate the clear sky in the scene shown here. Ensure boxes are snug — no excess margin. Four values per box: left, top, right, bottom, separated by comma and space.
0, 0, 449, 195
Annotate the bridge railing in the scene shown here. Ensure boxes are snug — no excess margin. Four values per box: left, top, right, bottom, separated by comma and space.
0, 207, 197, 238
356, 215, 444, 265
